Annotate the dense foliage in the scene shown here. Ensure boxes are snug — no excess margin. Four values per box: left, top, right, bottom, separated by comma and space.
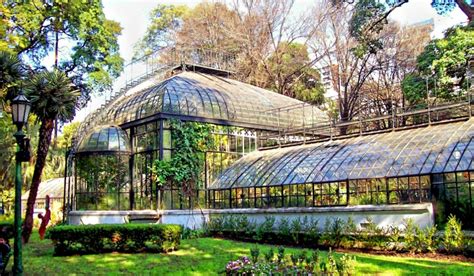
152, 120, 213, 198
0, 216, 13, 240
347, 0, 473, 54
46, 223, 182, 256
206, 214, 472, 255
1, 0, 124, 97
402, 26, 474, 104
1, 0, 123, 243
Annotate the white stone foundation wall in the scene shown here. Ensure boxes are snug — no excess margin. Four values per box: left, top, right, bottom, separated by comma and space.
68, 210, 160, 225
160, 203, 434, 230
68, 203, 434, 231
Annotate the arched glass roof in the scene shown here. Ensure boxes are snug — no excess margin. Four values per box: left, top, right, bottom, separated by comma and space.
101, 71, 327, 128
76, 125, 131, 155
209, 119, 474, 189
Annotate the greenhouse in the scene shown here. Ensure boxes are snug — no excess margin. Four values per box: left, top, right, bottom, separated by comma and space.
208, 119, 474, 227
66, 66, 327, 213
66, 64, 474, 229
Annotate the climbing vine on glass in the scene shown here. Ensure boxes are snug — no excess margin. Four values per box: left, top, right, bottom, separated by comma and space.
151, 119, 213, 196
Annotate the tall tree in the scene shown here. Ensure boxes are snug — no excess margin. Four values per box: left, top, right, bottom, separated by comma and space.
4, 0, 123, 102
345, 0, 472, 51
264, 42, 325, 104
0, 52, 26, 213
311, 3, 379, 128
136, 1, 328, 103
22, 70, 80, 242
360, 21, 432, 122
402, 26, 474, 104
134, 4, 189, 58
1, 1, 123, 242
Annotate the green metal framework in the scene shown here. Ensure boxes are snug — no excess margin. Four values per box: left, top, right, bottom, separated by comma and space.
210, 119, 474, 189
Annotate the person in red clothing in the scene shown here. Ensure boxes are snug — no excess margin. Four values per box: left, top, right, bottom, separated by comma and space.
38, 195, 51, 240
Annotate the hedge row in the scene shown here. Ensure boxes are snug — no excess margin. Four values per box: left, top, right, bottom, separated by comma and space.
206, 214, 472, 255
0, 218, 14, 240
46, 224, 182, 255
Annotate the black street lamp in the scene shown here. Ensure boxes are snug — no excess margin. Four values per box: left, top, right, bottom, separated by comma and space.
10, 91, 31, 276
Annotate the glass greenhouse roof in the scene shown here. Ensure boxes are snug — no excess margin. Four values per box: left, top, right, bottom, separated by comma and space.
92, 71, 328, 129
209, 118, 474, 189
76, 125, 131, 154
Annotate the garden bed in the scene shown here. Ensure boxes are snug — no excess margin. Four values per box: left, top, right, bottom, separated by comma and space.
206, 214, 474, 257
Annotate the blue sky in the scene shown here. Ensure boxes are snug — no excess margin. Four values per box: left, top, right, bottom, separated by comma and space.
72, 0, 467, 122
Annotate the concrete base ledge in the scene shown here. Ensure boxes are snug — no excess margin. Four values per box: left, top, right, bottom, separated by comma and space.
159, 203, 432, 216
68, 203, 434, 230
69, 210, 159, 216
68, 210, 160, 225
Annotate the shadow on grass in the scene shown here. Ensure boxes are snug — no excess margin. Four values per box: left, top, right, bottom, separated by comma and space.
12, 235, 474, 275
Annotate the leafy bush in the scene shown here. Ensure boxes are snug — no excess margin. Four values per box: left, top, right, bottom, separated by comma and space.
46, 223, 182, 255
264, 247, 274, 262
254, 216, 275, 241
278, 217, 291, 242
443, 215, 464, 253
290, 217, 302, 244
415, 225, 438, 253
250, 246, 260, 263
182, 227, 207, 239
403, 218, 417, 253
0, 217, 14, 240
385, 225, 403, 251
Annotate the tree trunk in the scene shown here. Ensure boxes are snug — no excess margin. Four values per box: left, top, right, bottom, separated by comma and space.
22, 118, 54, 243
455, 0, 474, 24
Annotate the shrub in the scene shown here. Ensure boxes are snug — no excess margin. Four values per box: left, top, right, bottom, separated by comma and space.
182, 227, 207, 239
337, 253, 356, 275
290, 217, 302, 244
443, 215, 464, 253
322, 218, 345, 248
277, 246, 285, 263
302, 217, 320, 245
207, 215, 224, 233
403, 218, 417, 252
250, 246, 260, 262
421, 226, 438, 253
385, 225, 403, 251
264, 247, 274, 262
236, 215, 256, 237
278, 217, 291, 242
361, 217, 385, 249
0, 217, 14, 240
254, 216, 275, 241
46, 223, 182, 255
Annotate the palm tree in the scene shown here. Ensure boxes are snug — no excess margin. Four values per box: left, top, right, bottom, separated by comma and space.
0, 52, 27, 214
0, 51, 26, 99
22, 70, 80, 243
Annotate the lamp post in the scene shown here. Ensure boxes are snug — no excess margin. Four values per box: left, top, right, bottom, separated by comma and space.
11, 91, 31, 276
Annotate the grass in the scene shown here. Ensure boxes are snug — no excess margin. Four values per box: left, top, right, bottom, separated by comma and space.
4, 233, 474, 275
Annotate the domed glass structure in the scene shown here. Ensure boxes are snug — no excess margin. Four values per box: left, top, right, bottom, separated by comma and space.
76, 125, 131, 155
74, 126, 131, 210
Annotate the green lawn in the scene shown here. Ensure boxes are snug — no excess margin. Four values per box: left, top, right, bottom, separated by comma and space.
5, 233, 474, 275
